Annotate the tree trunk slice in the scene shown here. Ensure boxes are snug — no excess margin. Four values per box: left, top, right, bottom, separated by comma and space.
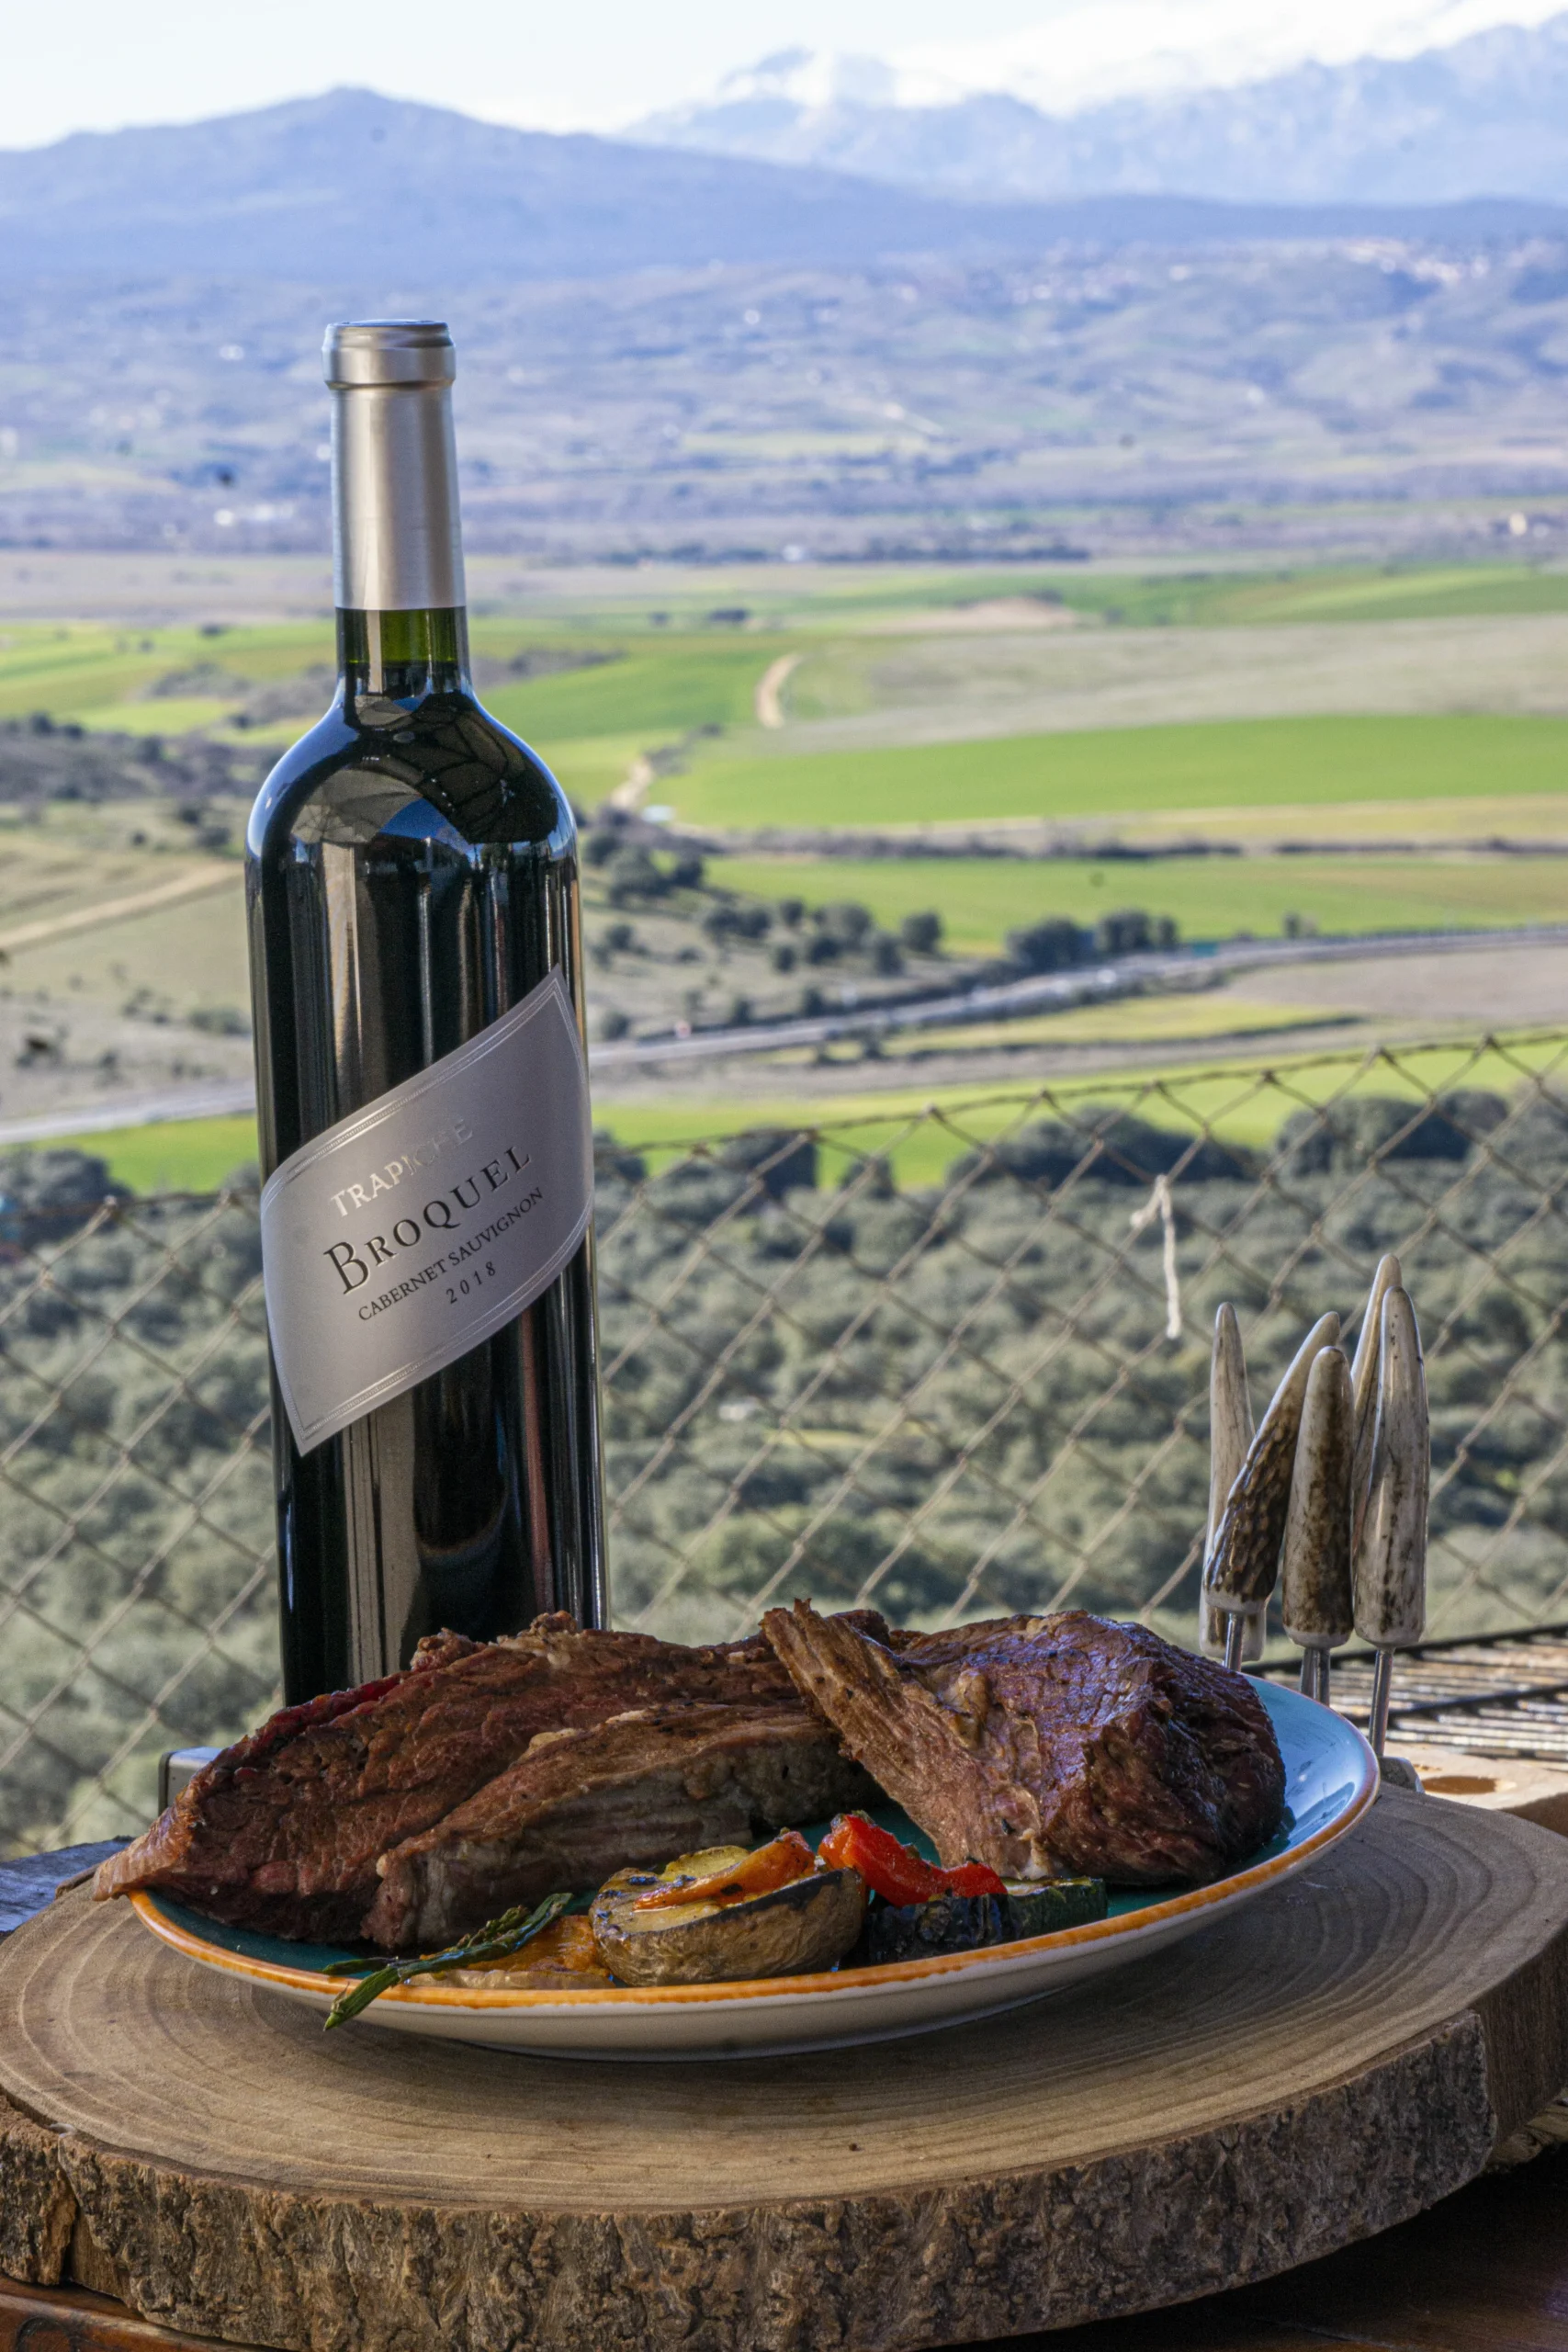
0, 1790, 1566, 2352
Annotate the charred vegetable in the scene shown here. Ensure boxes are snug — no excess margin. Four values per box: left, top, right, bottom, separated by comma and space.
863, 1892, 1013, 1964
633, 1829, 816, 1911
863, 1876, 1107, 1966
1000, 1879, 1108, 1939
321, 1889, 573, 2029
818, 1812, 1006, 1905
592, 1844, 866, 1984
443, 1915, 615, 1991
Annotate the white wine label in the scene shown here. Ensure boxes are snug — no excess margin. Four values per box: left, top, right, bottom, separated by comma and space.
260, 970, 593, 1454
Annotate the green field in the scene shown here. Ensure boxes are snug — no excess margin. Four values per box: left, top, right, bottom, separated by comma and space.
716, 850, 1568, 952
669, 714, 1568, 832
1046, 563, 1568, 629
41, 1115, 259, 1193
598, 1033, 1568, 1185
483, 635, 793, 746
7, 560, 1568, 1104
0, 621, 332, 723
38, 1029, 1565, 1199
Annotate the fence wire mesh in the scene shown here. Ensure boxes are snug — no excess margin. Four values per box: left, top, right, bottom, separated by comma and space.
5, 1024, 1568, 1855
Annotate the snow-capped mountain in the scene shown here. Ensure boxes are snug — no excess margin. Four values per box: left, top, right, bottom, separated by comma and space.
631, 10, 1568, 204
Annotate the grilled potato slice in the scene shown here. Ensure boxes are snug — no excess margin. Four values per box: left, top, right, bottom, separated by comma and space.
592, 1849, 865, 1984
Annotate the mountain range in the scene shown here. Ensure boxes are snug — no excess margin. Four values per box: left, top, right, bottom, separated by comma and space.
0, 74, 1563, 569
633, 13, 1568, 206
0, 87, 1562, 289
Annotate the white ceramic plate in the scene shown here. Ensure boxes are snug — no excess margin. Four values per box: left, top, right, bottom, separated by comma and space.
131, 1682, 1376, 2059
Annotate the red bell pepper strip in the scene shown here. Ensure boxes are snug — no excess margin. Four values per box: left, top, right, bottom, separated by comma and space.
940, 1862, 1013, 1897
817, 1813, 1005, 1904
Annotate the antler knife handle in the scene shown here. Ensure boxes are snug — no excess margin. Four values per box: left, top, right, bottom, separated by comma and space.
1201, 1304, 1258, 1659
1353, 1286, 1429, 1651
1351, 1252, 1401, 1555
1280, 1345, 1354, 1650
1208, 1310, 1340, 1611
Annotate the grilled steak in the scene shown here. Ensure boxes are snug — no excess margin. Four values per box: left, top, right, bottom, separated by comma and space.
762, 1602, 1285, 1886
94, 1616, 813, 1940
364, 1704, 878, 1949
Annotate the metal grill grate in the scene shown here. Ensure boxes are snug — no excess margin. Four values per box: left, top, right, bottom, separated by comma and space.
1268, 1627, 1568, 1764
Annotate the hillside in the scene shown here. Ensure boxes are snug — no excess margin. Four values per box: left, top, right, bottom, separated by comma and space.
0, 87, 1561, 288
3, 230, 1568, 565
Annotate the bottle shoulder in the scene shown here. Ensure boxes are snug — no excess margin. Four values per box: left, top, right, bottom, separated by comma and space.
246, 692, 575, 864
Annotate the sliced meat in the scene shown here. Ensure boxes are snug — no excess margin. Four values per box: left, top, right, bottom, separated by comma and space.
363, 1705, 878, 1951
762, 1602, 1285, 1888
95, 1616, 811, 1940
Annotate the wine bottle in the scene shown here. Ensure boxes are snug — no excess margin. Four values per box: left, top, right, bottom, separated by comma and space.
246, 320, 606, 1704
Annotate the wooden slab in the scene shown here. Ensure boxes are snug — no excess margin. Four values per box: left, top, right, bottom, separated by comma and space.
1389, 1740, 1568, 1838
7, 2144, 1568, 2352
1, 1790, 1566, 2352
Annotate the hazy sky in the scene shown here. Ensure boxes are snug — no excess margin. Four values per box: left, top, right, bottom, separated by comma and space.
0, 0, 1558, 148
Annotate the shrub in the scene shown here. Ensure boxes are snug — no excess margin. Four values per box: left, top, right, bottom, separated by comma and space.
1094, 908, 1154, 956
604, 844, 666, 905
1006, 917, 1086, 974
815, 901, 873, 947
718, 1132, 818, 1196
899, 910, 942, 955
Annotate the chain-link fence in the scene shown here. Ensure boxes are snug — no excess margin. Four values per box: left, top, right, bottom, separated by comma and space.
5, 1024, 1568, 1856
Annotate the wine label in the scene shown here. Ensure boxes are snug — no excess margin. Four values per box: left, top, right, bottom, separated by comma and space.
260, 970, 593, 1453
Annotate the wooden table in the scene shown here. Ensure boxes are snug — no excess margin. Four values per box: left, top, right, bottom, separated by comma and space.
2, 2150, 1564, 2352
4, 1801, 1566, 2350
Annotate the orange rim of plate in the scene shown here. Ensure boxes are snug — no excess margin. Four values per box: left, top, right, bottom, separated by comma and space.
126, 1732, 1378, 2011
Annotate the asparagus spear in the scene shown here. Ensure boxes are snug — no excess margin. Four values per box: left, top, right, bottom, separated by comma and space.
1280, 1345, 1355, 1704
1207, 1310, 1341, 1669
322, 1890, 574, 2030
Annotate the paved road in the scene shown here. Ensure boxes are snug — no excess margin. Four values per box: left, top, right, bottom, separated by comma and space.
3, 923, 1565, 1148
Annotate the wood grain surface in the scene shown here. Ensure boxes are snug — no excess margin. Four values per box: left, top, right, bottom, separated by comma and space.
0, 2273, 255, 2350
0, 1791, 1564, 2352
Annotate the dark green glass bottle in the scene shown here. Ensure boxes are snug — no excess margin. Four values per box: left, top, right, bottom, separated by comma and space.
246, 322, 605, 1704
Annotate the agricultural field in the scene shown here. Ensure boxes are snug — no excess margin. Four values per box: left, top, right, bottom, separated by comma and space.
2, 551, 1568, 1178
671, 714, 1568, 832
715, 851, 1568, 956
50, 1014, 1568, 1196
587, 1029, 1568, 1183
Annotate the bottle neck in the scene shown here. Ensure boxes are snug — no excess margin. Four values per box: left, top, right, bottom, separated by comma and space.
330, 375, 466, 613
336, 608, 471, 699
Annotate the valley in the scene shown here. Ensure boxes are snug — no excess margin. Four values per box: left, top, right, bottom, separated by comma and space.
0, 550, 1562, 1188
